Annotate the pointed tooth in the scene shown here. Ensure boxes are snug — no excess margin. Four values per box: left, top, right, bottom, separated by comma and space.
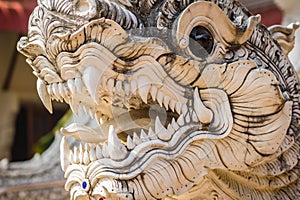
73, 146, 80, 164
171, 118, 179, 130
88, 108, 94, 119
138, 76, 151, 104
140, 129, 149, 142
163, 96, 170, 110
58, 83, 65, 98
82, 67, 101, 103
157, 92, 163, 107
60, 136, 70, 171
84, 143, 89, 151
102, 142, 109, 158
158, 124, 174, 141
70, 101, 79, 115
82, 105, 87, 115
89, 146, 97, 162
67, 79, 76, 95
150, 86, 157, 101
175, 102, 182, 114
130, 80, 137, 95
37, 79, 53, 114
116, 80, 123, 93
100, 118, 104, 125
95, 112, 102, 125
133, 132, 142, 145
75, 77, 83, 92
124, 82, 130, 96
63, 83, 70, 95
155, 116, 167, 135
140, 90, 149, 103
108, 125, 128, 160
52, 83, 61, 101
47, 84, 53, 97
155, 116, 172, 141
126, 135, 135, 150
83, 149, 90, 165
177, 114, 185, 126
167, 124, 175, 132
181, 104, 188, 115
69, 150, 74, 164
185, 113, 191, 123
192, 111, 198, 122
107, 79, 115, 92
169, 100, 176, 112
59, 83, 68, 103
193, 87, 213, 124
62, 83, 70, 103
79, 143, 84, 163
96, 145, 103, 159
148, 127, 157, 140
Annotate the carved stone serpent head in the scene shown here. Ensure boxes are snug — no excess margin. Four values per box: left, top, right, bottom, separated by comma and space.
17, 0, 300, 199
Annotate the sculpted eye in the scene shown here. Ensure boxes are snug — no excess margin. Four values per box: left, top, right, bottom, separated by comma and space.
189, 26, 214, 58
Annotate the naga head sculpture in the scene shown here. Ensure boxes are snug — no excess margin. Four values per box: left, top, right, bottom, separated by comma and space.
18, 0, 300, 199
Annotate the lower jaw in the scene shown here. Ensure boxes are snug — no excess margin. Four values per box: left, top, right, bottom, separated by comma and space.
64, 124, 214, 199
67, 138, 211, 200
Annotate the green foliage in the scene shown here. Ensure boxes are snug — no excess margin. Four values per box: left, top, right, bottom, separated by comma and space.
33, 109, 72, 154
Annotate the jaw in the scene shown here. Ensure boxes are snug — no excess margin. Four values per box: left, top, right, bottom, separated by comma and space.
58, 71, 204, 199
60, 114, 220, 199
24, 17, 219, 199
20, 9, 293, 200
53, 24, 211, 199
57, 52, 292, 199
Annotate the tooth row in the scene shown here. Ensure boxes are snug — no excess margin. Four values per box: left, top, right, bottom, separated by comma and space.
102, 76, 183, 115
66, 106, 199, 167
46, 77, 84, 103
62, 87, 213, 170
69, 143, 103, 165
68, 125, 129, 165
126, 105, 197, 150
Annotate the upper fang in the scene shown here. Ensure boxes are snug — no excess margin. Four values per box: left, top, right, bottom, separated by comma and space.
107, 125, 128, 160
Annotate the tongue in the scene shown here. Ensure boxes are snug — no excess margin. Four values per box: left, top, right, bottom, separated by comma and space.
61, 105, 167, 143
60, 123, 107, 143
112, 109, 154, 134
60, 111, 155, 143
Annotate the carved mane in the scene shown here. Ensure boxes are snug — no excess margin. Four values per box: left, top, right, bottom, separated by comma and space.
17, 0, 300, 199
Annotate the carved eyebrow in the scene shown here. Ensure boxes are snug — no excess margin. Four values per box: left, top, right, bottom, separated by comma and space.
157, 0, 250, 29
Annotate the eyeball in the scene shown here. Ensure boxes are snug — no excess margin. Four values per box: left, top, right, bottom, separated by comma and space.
189, 26, 214, 59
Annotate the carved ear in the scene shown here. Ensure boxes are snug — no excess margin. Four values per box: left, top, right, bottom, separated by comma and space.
17, 36, 46, 60
174, 1, 260, 60
175, 1, 261, 49
268, 22, 299, 55
38, 0, 97, 19
73, 0, 97, 18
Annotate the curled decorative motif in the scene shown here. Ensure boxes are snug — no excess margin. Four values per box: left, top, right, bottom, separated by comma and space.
18, 0, 300, 199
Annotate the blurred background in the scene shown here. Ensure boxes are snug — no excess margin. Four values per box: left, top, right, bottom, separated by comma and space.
0, 0, 296, 162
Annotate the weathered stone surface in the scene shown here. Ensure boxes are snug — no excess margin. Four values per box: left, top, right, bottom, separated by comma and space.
0, 133, 68, 199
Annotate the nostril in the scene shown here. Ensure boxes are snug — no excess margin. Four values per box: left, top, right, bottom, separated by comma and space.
99, 197, 106, 200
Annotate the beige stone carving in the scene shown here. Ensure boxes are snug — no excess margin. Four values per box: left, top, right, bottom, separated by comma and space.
17, 0, 300, 199
275, 0, 300, 74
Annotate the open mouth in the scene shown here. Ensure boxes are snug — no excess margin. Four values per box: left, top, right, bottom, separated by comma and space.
58, 70, 204, 166
23, 17, 235, 199
56, 76, 207, 199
